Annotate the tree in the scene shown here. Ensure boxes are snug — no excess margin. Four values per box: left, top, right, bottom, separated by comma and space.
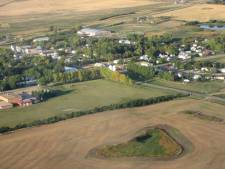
127, 62, 155, 81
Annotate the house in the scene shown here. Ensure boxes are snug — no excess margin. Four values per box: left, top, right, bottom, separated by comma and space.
108, 65, 117, 71
18, 92, 38, 105
183, 79, 190, 83
178, 51, 191, 60
176, 72, 183, 78
139, 55, 149, 61
0, 101, 13, 109
201, 67, 209, 72
113, 60, 120, 64
77, 28, 111, 37
193, 74, 202, 80
119, 40, 131, 45
0, 92, 37, 107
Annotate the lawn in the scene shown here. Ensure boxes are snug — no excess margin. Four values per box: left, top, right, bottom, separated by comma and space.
0, 80, 173, 127
95, 128, 182, 158
151, 78, 225, 94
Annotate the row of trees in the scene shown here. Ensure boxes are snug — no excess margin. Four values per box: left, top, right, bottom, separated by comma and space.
39, 68, 102, 85
100, 68, 133, 85
127, 62, 155, 81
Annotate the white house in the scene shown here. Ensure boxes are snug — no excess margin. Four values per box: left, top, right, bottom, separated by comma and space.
108, 65, 116, 71
178, 51, 191, 60
113, 60, 120, 64
201, 67, 209, 72
183, 79, 190, 83
119, 40, 133, 45
177, 72, 183, 78
193, 74, 201, 80
139, 55, 149, 61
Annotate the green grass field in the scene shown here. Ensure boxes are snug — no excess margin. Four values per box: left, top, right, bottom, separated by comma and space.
0, 80, 174, 127
151, 78, 225, 94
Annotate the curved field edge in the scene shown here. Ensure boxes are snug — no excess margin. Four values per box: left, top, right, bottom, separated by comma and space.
87, 124, 193, 161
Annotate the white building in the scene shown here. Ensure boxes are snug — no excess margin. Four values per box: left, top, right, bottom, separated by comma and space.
183, 79, 190, 83
178, 51, 191, 60
119, 40, 131, 45
201, 67, 209, 72
77, 28, 111, 37
113, 60, 120, 64
139, 55, 149, 61
193, 74, 202, 80
108, 65, 116, 71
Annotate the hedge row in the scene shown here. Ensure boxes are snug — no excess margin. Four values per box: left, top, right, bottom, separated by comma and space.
0, 93, 189, 134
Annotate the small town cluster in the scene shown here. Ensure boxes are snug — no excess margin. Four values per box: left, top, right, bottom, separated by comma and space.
1, 27, 225, 109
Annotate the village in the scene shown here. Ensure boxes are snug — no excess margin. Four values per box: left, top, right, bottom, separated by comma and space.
1, 27, 225, 110
10, 27, 225, 79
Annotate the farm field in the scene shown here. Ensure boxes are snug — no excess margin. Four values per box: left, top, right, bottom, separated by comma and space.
150, 78, 225, 94
0, 0, 160, 17
0, 99, 224, 169
0, 79, 174, 128
0, 0, 207, 38
156, 4, 225, 21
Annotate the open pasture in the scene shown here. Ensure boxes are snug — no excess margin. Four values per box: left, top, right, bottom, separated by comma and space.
0, 80, 173, 127
0, 99, 224, 169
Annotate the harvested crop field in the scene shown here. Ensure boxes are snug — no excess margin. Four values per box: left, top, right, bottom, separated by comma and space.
0, 0, 160, 17
156, 4, 225, 21
0, 99, 225, 169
